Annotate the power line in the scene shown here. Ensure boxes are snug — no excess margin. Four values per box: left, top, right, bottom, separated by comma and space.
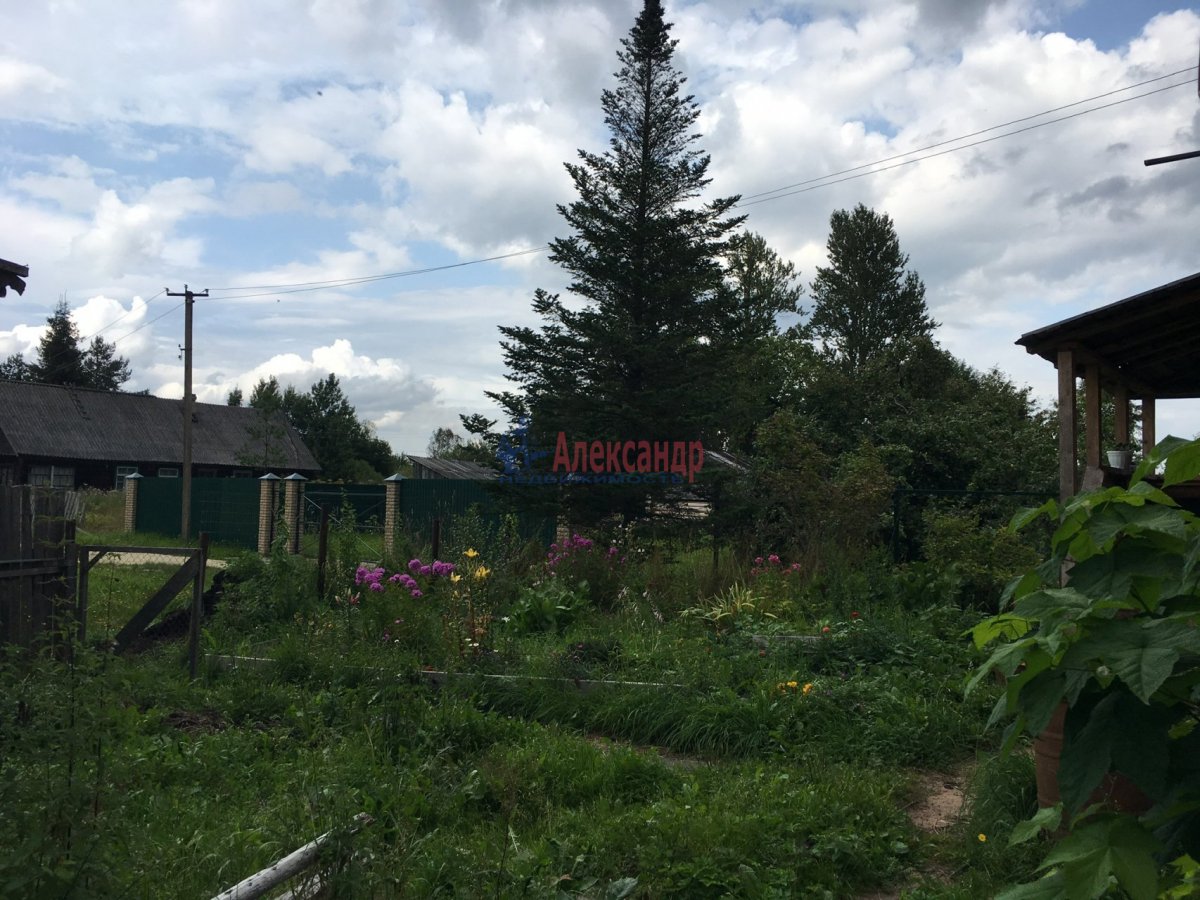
738, 64, 1198, 203
198, 64, 1196, 298
736, 79, 1194, 209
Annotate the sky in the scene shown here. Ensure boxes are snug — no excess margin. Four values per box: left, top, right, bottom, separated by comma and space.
1, 0, 1198, 461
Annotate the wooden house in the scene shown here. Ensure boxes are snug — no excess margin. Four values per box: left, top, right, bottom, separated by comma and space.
0, 380, 319, 488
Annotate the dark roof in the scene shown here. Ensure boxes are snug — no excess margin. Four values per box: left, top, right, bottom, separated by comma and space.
0, 258, 28, 298
1016, 272, 1200, 399
406, 455, 497, 479
0, 381, 319, 470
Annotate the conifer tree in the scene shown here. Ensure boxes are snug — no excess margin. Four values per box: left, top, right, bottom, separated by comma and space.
488, 0, 744, 506
807, 204, 936, 371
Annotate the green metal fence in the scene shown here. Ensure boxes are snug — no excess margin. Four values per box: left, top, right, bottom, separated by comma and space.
396, 479, 554, 545
136, 477, 262, 548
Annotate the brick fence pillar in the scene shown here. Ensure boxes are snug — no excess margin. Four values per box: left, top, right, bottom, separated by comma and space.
383, 473, 403, 558
123, 473, 142, 532
257, 473, 281, 555
283, 473, 307, 555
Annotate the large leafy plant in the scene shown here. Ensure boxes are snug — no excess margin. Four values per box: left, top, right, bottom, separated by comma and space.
969, 437, 1200, 899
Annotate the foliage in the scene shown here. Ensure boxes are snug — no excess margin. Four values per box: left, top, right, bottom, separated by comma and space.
921, 506, 1041, 612
546, 532, 630, 609
969, 436, 1200, 898
11, 300, 133, 390
804, 203, 936, 372
243, 374, 396, 480
507, 579, 585, 634
680, 582, 771, 634
488, 0, 745, 524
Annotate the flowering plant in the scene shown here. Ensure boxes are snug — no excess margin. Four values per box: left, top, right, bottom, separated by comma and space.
546, 532, 628, 608
349, 558, 456, 651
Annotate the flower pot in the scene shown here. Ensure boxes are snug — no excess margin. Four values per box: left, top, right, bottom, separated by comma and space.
1106, 450, 1132, 469
1034, 702, 1151, 816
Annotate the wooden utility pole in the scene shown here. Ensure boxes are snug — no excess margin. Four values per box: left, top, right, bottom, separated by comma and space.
166, 285, 208, 540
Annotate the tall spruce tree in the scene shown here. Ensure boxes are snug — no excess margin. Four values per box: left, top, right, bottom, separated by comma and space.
806, 204, 936, 371
488, 0, 743, 517
32, 301, 88, 387
28, 300, 132, 390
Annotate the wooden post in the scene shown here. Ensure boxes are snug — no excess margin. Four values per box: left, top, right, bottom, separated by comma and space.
189, 533, 209, 680
1114, 384, 1131, 446
1057, 349, 1078, 502
1142, 397, 1156, 454
316, 506, 330, 601
1084, 364, 1101, 471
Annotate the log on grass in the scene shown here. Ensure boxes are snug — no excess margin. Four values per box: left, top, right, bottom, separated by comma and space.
211, 812, 371, 900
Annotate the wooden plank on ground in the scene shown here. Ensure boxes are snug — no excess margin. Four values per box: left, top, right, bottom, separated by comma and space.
112, 554, 199, 652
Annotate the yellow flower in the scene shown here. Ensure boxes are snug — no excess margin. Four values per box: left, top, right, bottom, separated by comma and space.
787, 681, 799, 689
802, 683, 813, 695
464, 548, 479, 559
450, 573, 462, 583
977, 833, 987, 843
473, 566, 491, 580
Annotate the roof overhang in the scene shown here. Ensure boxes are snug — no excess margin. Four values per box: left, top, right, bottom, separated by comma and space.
0, 258, 28, 298
1015, 271, 1200, 399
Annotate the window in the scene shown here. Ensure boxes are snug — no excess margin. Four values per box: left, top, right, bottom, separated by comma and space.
157, 467, 179, 478
29, 464, 75, 488
115, 465, 138, 490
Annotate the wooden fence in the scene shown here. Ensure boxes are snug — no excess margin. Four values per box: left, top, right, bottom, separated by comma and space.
0, 486, 78, 650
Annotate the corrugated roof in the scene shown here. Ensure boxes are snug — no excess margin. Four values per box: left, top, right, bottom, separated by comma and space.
406, 455, 497, 479
1016, 272, 1200, 399
0, 381, 319, 470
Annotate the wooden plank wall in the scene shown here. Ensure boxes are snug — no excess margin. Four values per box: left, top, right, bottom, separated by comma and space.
0, 486, 76, 650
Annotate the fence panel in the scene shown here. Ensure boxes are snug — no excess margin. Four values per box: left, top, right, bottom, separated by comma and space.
0, 486, 76, 650
400, 480, 554, 547
137, 477, 261, 549
305, 484, 386, 531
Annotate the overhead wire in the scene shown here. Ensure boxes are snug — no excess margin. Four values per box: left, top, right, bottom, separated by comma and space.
198, 64, 1197, 298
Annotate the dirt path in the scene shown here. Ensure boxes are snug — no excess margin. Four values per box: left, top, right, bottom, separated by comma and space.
96, 551, 227, 569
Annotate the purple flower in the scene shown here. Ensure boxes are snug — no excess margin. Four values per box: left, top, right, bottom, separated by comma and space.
408, 559, 422, 573
419, 565, 432, 576
369, 582, 384, 592
389, 573, 403, 584
768, 554, 781, 565
410, 589, 423, 599
754, 556, 764, 565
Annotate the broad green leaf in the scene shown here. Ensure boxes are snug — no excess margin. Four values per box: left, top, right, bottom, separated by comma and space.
1107, 817, 1161, 900
1009, 805, 1063, 847
1012, 499, 1058, 532
1130, 436, 1192, 486
1018, 670, 1070, 736
1042, 818, 1116, 900
1163, 440, 1200, 488
1107, 647, 1178, 704
1059, 695, 1117, 816
971, 614, 1031, 650
995, 871, 1067, 900
1109, 692, 1170, 800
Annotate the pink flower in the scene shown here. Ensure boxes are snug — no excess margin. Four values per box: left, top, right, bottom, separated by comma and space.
410, 589, 423, 598
767, 554, 780, 565
754, 556, 764, 565
408, 559, 422, 573
419, 565, 432, 576
369, 582, 384, 592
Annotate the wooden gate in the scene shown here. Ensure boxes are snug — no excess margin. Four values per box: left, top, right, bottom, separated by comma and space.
0, 486, 78, 651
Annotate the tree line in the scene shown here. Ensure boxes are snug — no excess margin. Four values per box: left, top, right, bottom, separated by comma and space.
458, 0, 1057, 554
0, 300, 132, 391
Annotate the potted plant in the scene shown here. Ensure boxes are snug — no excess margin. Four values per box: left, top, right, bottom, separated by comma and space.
968, 435, 1200, 898
1105, 440, 1135, 470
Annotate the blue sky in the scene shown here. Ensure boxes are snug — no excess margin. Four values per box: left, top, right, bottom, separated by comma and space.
1, 0, 1198, 457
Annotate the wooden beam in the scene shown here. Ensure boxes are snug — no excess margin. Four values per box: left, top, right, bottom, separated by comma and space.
1084, 364, 1102, 471
1058, 349, 1078, 502
112, 554, 199, 653
1115, 385, 1130, 446
1143, 397, 1156, 453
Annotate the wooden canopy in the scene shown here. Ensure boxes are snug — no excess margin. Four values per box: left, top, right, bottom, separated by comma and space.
1016, 271, 1200, 501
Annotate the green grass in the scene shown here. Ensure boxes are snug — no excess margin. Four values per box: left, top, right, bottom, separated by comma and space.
1, 542, 1041, 898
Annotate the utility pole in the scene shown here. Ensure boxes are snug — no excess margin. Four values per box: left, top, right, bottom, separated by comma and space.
166, 284, 208, 540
